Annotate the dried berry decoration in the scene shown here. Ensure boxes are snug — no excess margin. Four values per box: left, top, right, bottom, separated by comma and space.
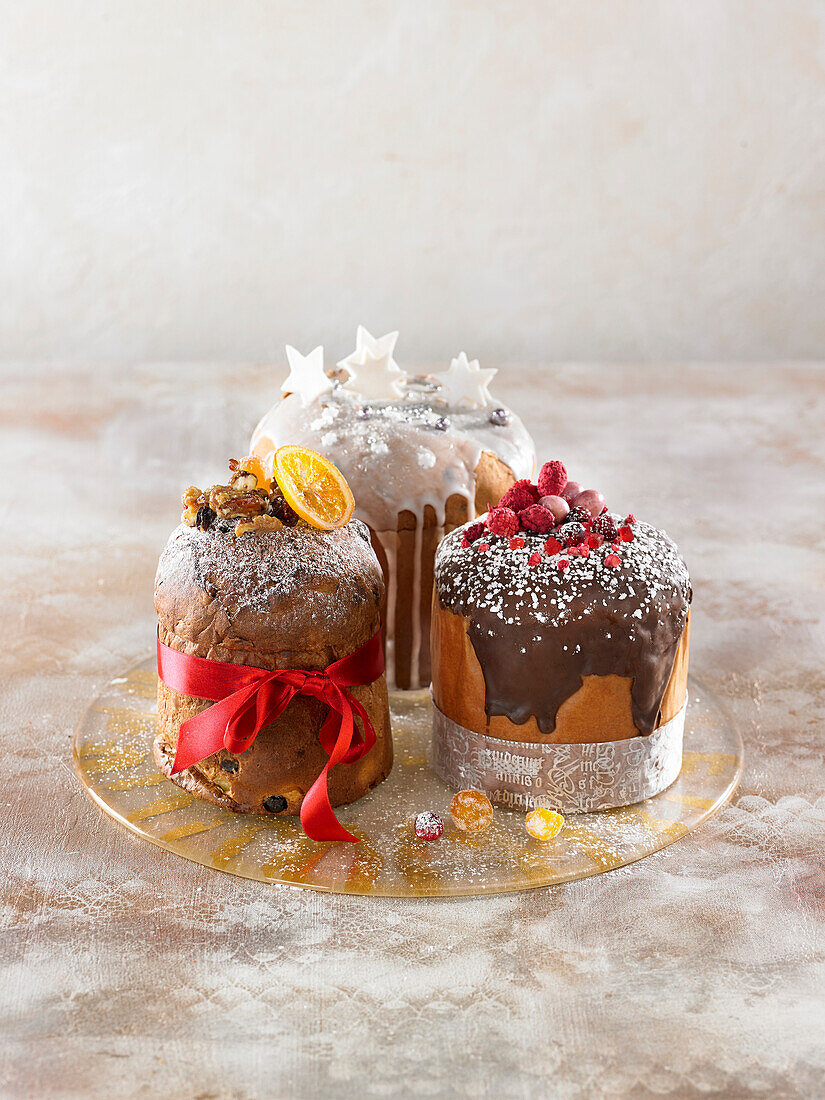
544, 536, 563, 556
604, 553, 621, 568
624, 513, 637, 526
528, 551, 542, 566
537, 460, 567, 498
498, 479, 539, 513
489, 407, 510, 426
414, 812, 444, 841
487, 507, 519, 538
195, 505, 216, 531
464, 521, 486, 544
619, 525, 635, 543
592, 514, 619, 542
519, 505, 556, 534
263, 795, 288, 813
267, 493, 299, 526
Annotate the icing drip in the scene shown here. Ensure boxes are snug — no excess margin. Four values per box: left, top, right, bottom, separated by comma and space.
251, 389, 535, 687
434, 519, 692, 735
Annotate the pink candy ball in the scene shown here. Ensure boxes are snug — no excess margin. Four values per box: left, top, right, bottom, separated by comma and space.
572, 489, 606, 518
561, 480, 583, 503
538, 495, 570, 521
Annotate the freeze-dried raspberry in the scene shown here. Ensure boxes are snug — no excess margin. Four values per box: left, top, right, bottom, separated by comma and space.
624, 513, 637, 526
619, 526, 635, 543
509, 536, 525, 549
519, 505, 556, 534
544, 536, 563, 556
486, 507, 519, 538
605, 553, 621, 568
528, 551, 542, 566
464, 521, 485, 544
557, 558, 570, 572
537, 460, 567, 498
498, 479, 539, 513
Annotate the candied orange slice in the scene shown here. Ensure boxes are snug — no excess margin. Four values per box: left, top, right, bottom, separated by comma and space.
272, 445, 355, 530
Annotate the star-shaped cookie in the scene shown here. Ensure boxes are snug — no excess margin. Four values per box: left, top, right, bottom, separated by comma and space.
431, 352, 497, 409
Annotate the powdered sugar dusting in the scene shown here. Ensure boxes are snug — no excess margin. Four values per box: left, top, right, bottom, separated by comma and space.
155, 518, 381, 645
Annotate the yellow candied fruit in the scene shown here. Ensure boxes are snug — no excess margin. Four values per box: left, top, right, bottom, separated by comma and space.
449, 789, 493, 834
525, 808, 564, 842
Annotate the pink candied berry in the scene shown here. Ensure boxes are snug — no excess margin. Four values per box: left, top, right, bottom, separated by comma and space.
538, 495, 569, 522
619, 525, 635, 543
528, 551, 542, 566
498, 479, 539, 513
544, 536, 563, 556
537, 460, 567, 498
464, 521, 485, 544
605, 553, 621, 568
486, 506, 519, 538
557, 558, 570, 572
477, 541, 490, 553
414, 812, 443, 841
461, 537, 470, 549
509, 536, 526, 549
561, 479, 583, 503
519, 505, 556, 534
624, 513, 637, 526
572, 489, 606, 519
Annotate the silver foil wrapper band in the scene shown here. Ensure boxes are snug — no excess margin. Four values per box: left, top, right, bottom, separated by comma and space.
431, 698, 686, 813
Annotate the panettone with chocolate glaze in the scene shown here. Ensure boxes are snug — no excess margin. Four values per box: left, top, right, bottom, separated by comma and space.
432, 461, 692, 750
154, 462, 392, 817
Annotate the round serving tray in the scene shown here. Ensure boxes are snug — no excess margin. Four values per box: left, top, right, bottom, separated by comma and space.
73, 658, 742, 898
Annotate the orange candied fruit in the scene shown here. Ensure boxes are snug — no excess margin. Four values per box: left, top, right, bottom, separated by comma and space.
449, 789, 493, 834
237, 454, 270, 491
525, 808, 564, 842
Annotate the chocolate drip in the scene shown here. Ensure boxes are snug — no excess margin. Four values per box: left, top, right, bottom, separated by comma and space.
434, 520, 691, 736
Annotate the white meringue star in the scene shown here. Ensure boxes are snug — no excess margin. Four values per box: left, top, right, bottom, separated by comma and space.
281, 344, 334, 406
337, 325, 405, 402
431, 352, 497, 409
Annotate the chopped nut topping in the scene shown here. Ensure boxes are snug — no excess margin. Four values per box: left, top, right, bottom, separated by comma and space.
179, 458, 302, 536
235, 514, 284, 537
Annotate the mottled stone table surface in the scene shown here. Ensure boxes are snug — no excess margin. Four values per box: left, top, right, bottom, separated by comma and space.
2, 363, 824, 1099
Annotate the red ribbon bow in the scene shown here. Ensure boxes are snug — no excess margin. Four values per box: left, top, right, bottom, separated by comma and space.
156, 630, 384, 843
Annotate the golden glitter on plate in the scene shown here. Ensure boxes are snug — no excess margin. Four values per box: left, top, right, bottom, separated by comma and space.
73, 659, 743, 897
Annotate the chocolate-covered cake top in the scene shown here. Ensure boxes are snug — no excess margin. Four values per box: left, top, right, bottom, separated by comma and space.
434, 496, 691, 737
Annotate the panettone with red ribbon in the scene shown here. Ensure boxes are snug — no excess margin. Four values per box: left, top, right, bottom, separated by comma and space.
153, 449, 392, 842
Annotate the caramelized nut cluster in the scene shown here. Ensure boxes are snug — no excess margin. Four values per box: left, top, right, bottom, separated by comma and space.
181, 458, 300, 537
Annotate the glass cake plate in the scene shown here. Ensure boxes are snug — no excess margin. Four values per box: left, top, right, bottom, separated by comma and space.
73, 658, 743, 898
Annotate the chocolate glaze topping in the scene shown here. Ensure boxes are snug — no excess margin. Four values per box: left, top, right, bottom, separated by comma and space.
434, 518, 692, 736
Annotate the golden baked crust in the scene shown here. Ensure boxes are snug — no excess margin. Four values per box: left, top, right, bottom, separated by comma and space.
154, 519, 392, 814
431, 598, 690, 743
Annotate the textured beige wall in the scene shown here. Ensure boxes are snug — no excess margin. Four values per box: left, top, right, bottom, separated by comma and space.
1, 1, 824, 364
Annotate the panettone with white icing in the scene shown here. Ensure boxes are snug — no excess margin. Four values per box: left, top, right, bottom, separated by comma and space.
251, 329, 535, 689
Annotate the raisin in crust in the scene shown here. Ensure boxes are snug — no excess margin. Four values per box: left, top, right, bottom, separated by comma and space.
154, 519, 392, 815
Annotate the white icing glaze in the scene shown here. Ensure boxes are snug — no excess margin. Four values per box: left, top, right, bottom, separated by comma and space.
250, 388, 535, 687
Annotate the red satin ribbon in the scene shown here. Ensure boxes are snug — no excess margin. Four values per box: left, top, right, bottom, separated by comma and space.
156, 630, 384, 844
